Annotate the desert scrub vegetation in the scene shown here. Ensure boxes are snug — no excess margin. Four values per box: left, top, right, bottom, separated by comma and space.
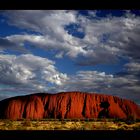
0, 119, 140, 130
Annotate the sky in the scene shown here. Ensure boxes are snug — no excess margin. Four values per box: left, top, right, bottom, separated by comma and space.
0, 10, 140, 104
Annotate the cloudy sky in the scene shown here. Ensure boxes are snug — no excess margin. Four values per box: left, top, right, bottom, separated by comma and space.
0, 10, 140, 104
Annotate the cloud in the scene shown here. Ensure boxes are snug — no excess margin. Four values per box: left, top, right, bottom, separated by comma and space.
6, 34, 87, 58
3, 10, 77, 34
0, 54, 68, 94
2, 10, 87, 58
0, 95, 9, 101
0, 54, 139, 103
53, 68, 140, 102
76, 12, 140, 65
0, 10, 140, 103
61, 71, 114, 92
0, 63, 139, 102
0, 37, 27, 53
1, 10, 140, 66
124, 62, 140, 73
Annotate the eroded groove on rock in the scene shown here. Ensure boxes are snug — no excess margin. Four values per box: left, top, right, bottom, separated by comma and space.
82, 94, 87, 117
64, 97, 71, 118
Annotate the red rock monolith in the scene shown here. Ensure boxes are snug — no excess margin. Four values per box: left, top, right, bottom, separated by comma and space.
0, 92, 140, 120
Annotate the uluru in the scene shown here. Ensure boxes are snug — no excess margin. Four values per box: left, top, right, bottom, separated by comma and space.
0, 91, 140, 120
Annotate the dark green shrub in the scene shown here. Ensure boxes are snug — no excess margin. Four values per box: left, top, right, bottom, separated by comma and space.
125, 115, 136, 124
22, 120, 32, 127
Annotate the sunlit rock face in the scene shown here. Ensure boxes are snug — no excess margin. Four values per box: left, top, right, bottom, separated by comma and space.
0, 92, 140, 120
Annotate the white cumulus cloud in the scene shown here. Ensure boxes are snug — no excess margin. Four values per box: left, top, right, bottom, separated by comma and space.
0, 54, 68, 94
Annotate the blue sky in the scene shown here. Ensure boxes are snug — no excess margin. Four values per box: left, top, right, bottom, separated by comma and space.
0, 10, 140, 104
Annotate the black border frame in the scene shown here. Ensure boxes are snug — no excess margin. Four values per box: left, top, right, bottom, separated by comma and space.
0, 0, 140, 140
0, 0, 140, 9
0, 130, 140, 140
